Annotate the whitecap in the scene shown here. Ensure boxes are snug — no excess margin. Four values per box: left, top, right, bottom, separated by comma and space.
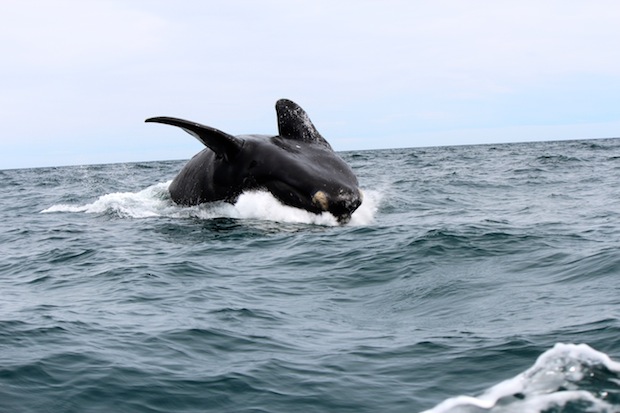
423, 343, 620, 413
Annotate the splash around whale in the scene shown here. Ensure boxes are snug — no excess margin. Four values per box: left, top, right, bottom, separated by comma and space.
146, 99, 363, 224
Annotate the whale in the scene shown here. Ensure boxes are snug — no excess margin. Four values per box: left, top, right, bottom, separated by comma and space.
146, 99, 362, 223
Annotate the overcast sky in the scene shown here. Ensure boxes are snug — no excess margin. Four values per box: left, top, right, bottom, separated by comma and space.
2, 1, 620, 169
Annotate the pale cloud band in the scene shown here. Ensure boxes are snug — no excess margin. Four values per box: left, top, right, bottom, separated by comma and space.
1, 1, 619, 169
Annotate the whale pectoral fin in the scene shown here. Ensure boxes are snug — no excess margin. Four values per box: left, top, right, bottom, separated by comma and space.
145, 116, 243, 162
275, 99, 332, 150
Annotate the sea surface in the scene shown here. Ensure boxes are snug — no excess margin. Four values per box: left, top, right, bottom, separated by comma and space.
2, 138, 620, 412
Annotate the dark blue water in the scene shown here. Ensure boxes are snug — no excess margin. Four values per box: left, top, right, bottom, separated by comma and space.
2, 139, 620, 412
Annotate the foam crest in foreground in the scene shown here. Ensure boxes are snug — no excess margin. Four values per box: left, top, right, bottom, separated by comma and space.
425, 343, 620, 413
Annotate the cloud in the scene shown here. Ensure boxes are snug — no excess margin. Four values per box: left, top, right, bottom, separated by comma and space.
1, 0, 167, 70
1, 1, 619, 169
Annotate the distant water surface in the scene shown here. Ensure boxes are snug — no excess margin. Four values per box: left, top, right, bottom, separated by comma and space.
1, 139, 620, 412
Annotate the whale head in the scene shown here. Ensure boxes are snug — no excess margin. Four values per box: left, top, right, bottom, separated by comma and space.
250, 99, 362, 223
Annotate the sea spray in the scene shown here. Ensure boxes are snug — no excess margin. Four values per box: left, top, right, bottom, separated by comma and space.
42, 182, 381, 226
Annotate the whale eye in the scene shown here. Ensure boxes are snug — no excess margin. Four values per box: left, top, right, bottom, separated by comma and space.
249, 160, 258, 169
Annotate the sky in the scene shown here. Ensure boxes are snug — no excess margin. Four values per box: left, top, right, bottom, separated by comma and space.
2, 0, 620, 169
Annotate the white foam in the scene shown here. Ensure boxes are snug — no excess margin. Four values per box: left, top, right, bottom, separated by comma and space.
234, 191, 338, 225
41, 182, 173, 218
350, 189, 381, 226
423, 343, 620, 413
41, 182, 380, 226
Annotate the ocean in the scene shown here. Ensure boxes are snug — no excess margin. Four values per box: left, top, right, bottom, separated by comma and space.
1, 138, 620, 412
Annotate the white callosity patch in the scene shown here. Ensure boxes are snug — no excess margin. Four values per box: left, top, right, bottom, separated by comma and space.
311, 191, 329, 211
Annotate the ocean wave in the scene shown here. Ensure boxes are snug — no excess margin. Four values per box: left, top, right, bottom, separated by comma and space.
423, 343, 620, 413
41, 182, 380, 226
6, 139, 620, 412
